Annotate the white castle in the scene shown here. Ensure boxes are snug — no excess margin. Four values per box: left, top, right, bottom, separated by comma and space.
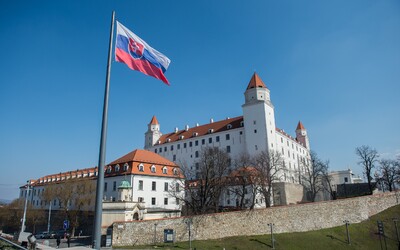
144, 73, 311, 194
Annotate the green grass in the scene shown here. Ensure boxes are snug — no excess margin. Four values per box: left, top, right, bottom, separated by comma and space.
116, 204, 400, 249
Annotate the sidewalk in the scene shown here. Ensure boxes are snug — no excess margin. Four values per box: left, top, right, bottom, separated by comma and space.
36, 243, 92, 250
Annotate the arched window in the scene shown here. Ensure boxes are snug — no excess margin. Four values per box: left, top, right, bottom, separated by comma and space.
151, 165, 156, 173
115, 164, 120, 172
106, 166, 112, 173
123, 163, 129, 171
138, 164, 144, 172
227, 124, 232, 129
162, 167, 167, 174
173, 168, 179, 176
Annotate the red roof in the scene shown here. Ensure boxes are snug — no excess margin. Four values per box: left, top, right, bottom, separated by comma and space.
157, 116, 244, 144
296, 121, 305, 130
149, 115, 159, 125
246, 72, 267, 90
110, 149, 175, 166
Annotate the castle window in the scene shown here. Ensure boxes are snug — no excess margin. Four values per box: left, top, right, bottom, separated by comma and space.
175, 183, 180, 192
152, 197, 156, 205
164, 198, 168, 205
202, 139, 205, 145
155, 148, 157, 153
152, 181, 156, 191
255, 145, 258, 150
195, 140, 199, 146
189, 141, 193, 147
173, 155, 176, 161
281, 137, 283, 143
216, 136, 220, 142
209, 137, 212, 143
253, 120, 256, 125
195, 151, 199, 158
208, 129, 214, 134
177, 144, 180, 149
138, 164, 144, 172
113, 181, 117, 191
164, 182, 169, 191
254, 129, 257, 133
106, 166, 112, 174
184, 143, 187, 148
123, 163, 129, 171
226, 134, 230, 140
151, 165, 156, 173
173, 168, 179, 175
227, 124, 232, 129
164, 146, 167, 152
227, 146, 231, 153
115, 164, 120, 172
240, 121, 244, 127
159, 147, 162, 153
163, 167, 168, 174
138, 180, 143, 190
170, 145, 174, 151
104, 182, 108, 192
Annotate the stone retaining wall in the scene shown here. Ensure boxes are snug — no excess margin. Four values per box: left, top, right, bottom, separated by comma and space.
112, 191, 400, 246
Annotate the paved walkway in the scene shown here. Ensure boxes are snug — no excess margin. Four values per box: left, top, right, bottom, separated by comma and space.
36, 243, 92, 250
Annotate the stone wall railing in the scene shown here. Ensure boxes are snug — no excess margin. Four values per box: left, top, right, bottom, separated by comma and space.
112, 191, 400, 246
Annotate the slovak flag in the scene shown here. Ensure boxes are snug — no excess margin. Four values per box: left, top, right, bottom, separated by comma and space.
115, 21, 171, 85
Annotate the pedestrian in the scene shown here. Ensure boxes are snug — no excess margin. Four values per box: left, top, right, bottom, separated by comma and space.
56, 235, 61, 249
67, 234, 70, 248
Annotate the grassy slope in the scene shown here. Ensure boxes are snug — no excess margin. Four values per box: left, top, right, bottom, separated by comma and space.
118, 204, 400, 249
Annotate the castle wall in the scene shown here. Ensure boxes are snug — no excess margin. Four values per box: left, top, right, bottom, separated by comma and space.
112, 191, 400, 246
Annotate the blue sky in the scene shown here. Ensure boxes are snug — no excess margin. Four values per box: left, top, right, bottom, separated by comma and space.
0, 0, 399, 201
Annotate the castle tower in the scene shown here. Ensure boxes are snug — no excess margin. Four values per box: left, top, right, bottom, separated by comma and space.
144, 116, 162, 149
242, 73, 276, 156
295, 121, 310, 149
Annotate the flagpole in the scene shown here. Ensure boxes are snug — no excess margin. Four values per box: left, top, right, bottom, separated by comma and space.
93, 10, 115, 249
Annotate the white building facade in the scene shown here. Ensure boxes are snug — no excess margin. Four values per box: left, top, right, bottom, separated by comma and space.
144, 73, 311, 185
19, 149, 185, 223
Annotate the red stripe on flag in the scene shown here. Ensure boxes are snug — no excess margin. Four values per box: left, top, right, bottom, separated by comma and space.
115, 48, 169, 85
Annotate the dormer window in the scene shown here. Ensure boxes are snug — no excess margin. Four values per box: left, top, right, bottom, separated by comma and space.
162, 167, 167, 174
179, 135, 185, 140
240, 121, 244, 127
227, 124, 232, 129
173, 168, 179, 175
106, 166, 112, 174
138, 164, 144, 172
123, 163, 129, 171
167, 138, 171, 142
115, 164, 120, 172
208, 129, 214, 134
151, 165, 156, 173
193, 132, 198, 137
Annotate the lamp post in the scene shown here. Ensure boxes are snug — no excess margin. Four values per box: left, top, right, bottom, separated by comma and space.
186, 218, 192, 250
343, 220, 351, 245
393, 218, 399, 244
267, 223, 275, 249
20, 180, 30, 234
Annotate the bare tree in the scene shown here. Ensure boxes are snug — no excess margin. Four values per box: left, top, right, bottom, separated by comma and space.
300, 151, 328, 202
228, 153, 258, 209
171, 147, 231, 215
320, 161, 336, 200
379, 159, 398, 192
355, 145, 379, 194
253, 150, 284, 208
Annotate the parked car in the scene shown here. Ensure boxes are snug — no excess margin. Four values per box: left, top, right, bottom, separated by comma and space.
34, 231, 51, 239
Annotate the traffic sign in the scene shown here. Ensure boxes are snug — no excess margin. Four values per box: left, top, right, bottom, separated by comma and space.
63, 220, 69, 230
